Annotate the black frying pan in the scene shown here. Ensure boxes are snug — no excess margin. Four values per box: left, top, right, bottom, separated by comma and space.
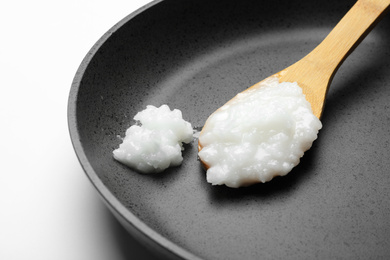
68, 0, 390, 259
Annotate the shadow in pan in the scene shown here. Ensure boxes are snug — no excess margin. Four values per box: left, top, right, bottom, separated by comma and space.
322, 25, 390, 124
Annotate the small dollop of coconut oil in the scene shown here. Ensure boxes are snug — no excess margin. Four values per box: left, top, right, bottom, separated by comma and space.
198, 77, 322, 188
113, 105, 193, 173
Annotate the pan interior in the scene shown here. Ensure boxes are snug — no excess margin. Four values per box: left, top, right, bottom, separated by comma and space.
72, 0, 390, 259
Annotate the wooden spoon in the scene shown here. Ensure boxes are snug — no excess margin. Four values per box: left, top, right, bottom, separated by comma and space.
199, 0, 390, 154
266, 0, 390, 119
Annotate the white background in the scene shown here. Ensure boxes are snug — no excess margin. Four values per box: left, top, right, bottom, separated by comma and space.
0, 1, 158, 259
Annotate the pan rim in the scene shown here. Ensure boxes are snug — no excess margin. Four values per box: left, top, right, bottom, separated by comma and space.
67, 0, 202, 259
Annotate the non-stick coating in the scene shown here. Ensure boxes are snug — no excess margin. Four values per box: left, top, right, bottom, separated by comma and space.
68, 0, 390, 259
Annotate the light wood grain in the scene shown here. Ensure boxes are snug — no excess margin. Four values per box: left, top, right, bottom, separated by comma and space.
277, 0, 390, 118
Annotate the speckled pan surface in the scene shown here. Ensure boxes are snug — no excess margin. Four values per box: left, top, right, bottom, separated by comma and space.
68, 0, 390, 259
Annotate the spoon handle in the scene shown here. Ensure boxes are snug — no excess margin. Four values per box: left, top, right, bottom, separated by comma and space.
279, 0, 390, 118
305, 0, 390, 76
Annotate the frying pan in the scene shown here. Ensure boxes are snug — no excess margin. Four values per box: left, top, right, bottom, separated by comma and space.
68, 0, 390, 259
